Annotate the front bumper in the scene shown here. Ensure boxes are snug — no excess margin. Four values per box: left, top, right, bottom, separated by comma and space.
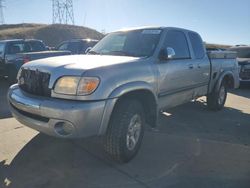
8, 85, 116, 138
239, 65, 250, 82
239, 71, 250, 82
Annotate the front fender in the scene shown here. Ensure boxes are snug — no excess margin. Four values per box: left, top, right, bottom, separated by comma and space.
108, 81, 156, 99
98, 81, 157, 135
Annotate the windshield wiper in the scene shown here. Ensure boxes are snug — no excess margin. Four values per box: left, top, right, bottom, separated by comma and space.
106, 51, 139, 57
89, 50, 147, 58
88, 50, 100, 55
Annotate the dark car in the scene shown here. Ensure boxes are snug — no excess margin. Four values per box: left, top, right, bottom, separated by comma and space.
206, 47, 226, 52
229, 46, 250, 83
0, 39, 70, 83
56, 39, 99, 54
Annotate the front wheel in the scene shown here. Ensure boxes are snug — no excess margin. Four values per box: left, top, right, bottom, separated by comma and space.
104, 99, 145, 163
207, 81, 227, 111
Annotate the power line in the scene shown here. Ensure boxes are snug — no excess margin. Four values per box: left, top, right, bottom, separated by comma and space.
0, 0, 4, 24
52, 0, 74, 25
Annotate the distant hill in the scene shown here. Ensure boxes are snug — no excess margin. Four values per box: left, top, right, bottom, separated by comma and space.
206, 43, 232, 49
0, 23, 104, 47
0, 23, 232, 49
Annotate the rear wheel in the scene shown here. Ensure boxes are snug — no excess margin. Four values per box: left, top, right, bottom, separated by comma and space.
104, 99, 145, 163
207, 81, 227, 111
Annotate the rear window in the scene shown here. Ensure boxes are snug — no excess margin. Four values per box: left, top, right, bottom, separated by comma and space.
58, 41, 80, 54
26, 41, 46, 52
189, 32, 205, 59
6, 42, 25, 54
81, 41, 98, 52
0, 42, 5, 55
67, 42, 81, 54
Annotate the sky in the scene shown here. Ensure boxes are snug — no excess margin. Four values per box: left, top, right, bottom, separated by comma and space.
2, 0, 250, 45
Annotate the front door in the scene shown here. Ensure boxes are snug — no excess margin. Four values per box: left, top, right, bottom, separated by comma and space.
156, 30, 195, 110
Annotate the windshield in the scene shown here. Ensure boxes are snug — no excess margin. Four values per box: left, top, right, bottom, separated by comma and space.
231, 48, 250, 58
90, 29, 162, 57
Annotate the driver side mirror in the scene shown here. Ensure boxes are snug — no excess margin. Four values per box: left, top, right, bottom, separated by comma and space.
159, 47, 176, 60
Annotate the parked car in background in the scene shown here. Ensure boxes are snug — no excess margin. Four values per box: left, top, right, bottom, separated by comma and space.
56, 39, 99, 54
229, 46, 250, 83
0, 39, 71, 83
8, 27, 239, 163
206, 47, 226, 51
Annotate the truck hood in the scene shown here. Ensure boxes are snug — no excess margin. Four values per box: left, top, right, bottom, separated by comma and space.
22, 54, 140, 75
237, 58, 250, 65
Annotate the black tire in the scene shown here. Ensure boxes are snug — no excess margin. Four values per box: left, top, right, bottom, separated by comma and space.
207, 81, 227, 111
104, 98, 145, 163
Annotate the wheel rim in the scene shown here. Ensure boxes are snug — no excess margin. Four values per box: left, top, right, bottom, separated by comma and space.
218, 85, 226, 105
126, 114, 142, 151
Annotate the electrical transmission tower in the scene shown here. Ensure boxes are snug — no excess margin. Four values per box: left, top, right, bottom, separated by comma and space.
0, 0, 4, 25
52, 0, 74, 25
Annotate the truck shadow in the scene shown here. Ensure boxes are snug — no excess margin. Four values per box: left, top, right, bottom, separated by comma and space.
0, 133, 195, 188
1, 101, 250, 187
159, 99, 250, 146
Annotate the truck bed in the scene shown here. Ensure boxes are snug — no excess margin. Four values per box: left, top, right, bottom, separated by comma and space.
208, 51, 239, 92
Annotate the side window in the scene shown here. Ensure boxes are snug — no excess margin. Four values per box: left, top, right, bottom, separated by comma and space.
28, 41, 46, 52
188, 32, 205, 59
7, 43, 25, 54
164, 30, 190, 59
58, 43, 68, 51
68, 42, 80, 54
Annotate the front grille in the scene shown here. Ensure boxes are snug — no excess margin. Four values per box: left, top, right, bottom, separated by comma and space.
240, 69, 250, 80
19, 69, 51, 97
11, 103, 49, 122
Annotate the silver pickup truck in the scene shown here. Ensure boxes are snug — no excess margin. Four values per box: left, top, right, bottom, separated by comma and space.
8, 27, 239, 162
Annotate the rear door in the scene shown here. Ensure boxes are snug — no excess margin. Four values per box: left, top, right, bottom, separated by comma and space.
188, 32, 210, 97
157, 29, 196, 109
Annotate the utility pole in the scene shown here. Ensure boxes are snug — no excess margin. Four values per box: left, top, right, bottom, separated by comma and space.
0, 0, 4, 25
52, 0, 74, 25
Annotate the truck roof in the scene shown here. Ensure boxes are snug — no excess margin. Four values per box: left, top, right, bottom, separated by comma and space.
0, 39, 43, 43
114, 26, 198, 34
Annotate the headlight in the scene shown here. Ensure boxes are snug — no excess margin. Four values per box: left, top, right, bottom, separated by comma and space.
54, 76, 100, 95
54, 76, 80, 95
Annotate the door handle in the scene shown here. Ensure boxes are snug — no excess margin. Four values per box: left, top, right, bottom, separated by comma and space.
188, 64, 194, 69
198, 63, 202, 68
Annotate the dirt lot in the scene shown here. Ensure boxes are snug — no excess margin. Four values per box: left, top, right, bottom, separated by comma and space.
0, 79, 250, 188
